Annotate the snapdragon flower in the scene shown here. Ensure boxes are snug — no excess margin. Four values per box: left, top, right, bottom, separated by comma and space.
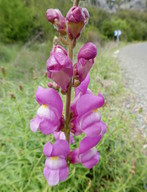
71, 93, 105, 136
46, 45, 73, 91
69, 136, 101, 169
30, 86, 63, 135
43, 140, 70, 186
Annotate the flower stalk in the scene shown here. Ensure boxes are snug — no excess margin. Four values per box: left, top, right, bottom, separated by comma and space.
65, 40, 74, 142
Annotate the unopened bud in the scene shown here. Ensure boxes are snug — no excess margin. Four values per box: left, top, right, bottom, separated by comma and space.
46, 9, 66, 36
53, 36, 59, 45
66, 6, 89, 40
53, 82, 60, 91
48, 82, 53, 88
72, 80, 81, 87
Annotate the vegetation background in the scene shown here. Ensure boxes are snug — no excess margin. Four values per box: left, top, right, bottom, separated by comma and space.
0, 0, 146, 191
0, 0, 147, 43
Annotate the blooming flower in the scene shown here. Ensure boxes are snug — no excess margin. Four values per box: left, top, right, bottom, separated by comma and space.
66, 6, 89, 39
30, 86, 63, 135
71, 92, 105, 136
43, 140, 70, 186
46, 9, 66, 36
74, 42, 97, 82
69, 136, 101, 169
46, 45, 73, 91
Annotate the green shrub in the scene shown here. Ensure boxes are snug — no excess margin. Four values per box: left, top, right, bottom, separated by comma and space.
0, 0, 35, 42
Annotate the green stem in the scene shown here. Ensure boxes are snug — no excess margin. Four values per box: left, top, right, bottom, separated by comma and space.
65, 0, 79, 143
74, 0, 80, 6
65, 42, 73, 143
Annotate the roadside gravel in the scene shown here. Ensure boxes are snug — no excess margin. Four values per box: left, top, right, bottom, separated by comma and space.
118, 42, 147, 134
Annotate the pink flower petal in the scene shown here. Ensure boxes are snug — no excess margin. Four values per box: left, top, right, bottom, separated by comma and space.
80, 147, 97, 163
36, 86, 63, 116
39, 119, 59, 135
83, 123, 102, 137
59, 167, 69, 181
69, 149, 80, 164
30, 117, 41, 132
43, 142, 53, 157
45, 157, 67, 169
76, 59, 93, 81
78, 42, 97, 60
54, 131, 75, 144
75, 74, 90, 96
52, 140, 70, 158
76, 94, 101, 116
79, 135, 102, 154
82, 152, 99, 169
80, 111, 101, 130
44, 167, 59, 186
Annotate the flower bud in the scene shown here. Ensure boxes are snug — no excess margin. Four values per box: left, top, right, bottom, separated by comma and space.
74, 42, 97, 81
66, 6, 89, 39
46, 45, 73, 91
46, 9, 66, 36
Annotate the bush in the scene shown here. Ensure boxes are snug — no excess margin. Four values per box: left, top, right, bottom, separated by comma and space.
0, 0, 35, 42
82, 26, 108, 44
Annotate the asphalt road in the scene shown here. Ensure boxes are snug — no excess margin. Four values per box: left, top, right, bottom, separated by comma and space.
118, 42, 147, 131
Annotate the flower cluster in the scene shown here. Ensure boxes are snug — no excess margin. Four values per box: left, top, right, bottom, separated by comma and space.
30, 1, 106, 186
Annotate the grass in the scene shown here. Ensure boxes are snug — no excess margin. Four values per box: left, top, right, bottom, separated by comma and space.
0, 41, 146, 192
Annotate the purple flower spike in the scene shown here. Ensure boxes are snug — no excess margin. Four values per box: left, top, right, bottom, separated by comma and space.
43, 140, 70, 186
46, 45, 73, 91
70, 136, 101, 169
74, 42, 97, 82
66, 6, 89, 39
46, 9, 66, 35
30, 86, 63, 135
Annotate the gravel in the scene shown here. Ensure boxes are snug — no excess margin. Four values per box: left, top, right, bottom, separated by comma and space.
118, 42, 147, 134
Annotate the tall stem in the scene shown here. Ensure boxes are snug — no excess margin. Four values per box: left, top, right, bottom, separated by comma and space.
65, 42, 73, 143
65, 0, 80, 143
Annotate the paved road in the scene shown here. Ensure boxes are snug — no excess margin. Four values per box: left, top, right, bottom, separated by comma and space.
118, 42, 147, 131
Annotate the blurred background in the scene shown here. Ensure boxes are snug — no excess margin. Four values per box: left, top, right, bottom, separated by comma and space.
0, 0, 147, 192
0, 0, 147, 44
